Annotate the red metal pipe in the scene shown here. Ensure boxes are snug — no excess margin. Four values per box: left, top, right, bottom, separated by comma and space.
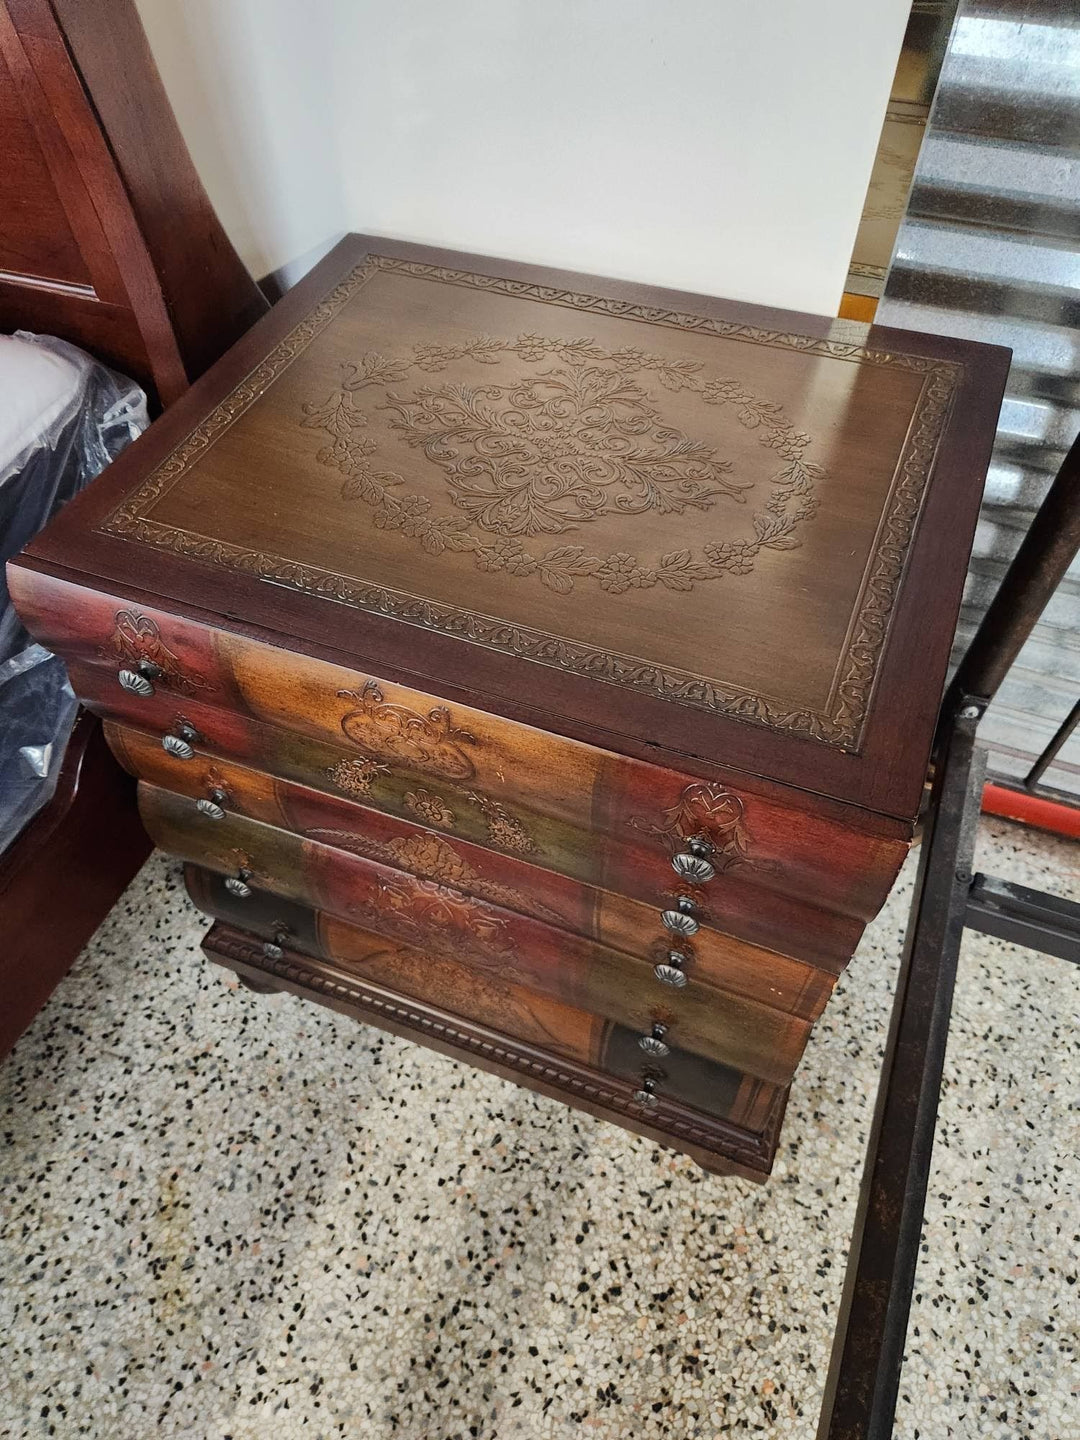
981, 782, 1080, 840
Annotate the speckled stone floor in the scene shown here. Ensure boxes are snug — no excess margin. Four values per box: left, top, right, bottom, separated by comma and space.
1, 817, 1077, 1439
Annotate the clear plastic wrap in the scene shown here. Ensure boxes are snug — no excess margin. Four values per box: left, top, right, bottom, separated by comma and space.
0, 332, 148, 852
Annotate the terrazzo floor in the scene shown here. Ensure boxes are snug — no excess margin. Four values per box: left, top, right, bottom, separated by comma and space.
1, 817, 1077, 1439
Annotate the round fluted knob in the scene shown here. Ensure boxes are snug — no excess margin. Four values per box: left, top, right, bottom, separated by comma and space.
633, 1078, 660, 1109
654, 952, 689, 988
661, 906, 699, 937
118, 668, 154, 697
672, 852, 716, 883
262, 929, 288, 961
196, 790, 227, 820
638, 1023, 670, 1058
224, 871, 252, 898
162, 733, 195, 760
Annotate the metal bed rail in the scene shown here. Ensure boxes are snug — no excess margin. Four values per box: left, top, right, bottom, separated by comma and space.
817, 422, 1080, 1438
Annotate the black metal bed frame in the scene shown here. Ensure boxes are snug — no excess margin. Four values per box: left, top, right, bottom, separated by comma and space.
817, 431, 1080, 1439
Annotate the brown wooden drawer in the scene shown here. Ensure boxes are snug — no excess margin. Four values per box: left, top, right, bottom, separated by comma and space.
187, 863, 784, 1143
140, 783, 814, 1086
203, 912, 785, 1183
12, 574, 910, 939
111, 720, 836, 1018
92, 681, 868, 971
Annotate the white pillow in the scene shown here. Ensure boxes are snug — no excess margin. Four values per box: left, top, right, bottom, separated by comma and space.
0, 332, 83, 482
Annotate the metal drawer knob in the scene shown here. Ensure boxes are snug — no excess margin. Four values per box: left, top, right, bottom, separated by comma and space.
118, 659, 163, 696
633, 1077, 660, 1110
224, 870, 252, 899
196, 789, 228, 821
118, 668, 154, 697
162, 733, 195, 760
262, 928, 289, 961
654, 951, 689, 988
639, 1023, 670, 1058
672, 852, 716, 883
661, 902, 699, 937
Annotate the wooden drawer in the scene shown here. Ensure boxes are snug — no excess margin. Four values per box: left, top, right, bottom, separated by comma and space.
187, 863, 784, 1144
203, 913, 785, 1183
140, 783, 815, 1086
92, 680, 867, 970
111, 721, 836, 1017
11, 574, 911, 936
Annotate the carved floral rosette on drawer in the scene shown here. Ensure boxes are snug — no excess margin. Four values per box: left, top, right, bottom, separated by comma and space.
102, 608, 213, 697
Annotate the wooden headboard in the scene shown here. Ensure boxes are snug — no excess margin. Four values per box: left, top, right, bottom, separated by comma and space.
0, 0, 267, 405
0, 0, 270, 1061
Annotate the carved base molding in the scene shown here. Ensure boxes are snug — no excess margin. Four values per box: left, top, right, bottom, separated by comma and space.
202, 920, 785, 1181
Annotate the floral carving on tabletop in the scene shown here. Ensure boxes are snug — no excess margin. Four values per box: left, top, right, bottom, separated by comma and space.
301, 333, 824, 594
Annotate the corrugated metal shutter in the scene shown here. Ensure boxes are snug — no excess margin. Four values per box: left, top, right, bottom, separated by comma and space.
875, 0, 1080, 796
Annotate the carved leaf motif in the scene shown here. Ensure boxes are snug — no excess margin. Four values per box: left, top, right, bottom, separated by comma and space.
301, 390, 366, 438
538, 544, 603, 594
306, 331, 825, 592
657, 549, 715, 590
341, 353, 411, 390
539, 568, 573, 595
628, 780, 751, 870
653, 360, 704, 392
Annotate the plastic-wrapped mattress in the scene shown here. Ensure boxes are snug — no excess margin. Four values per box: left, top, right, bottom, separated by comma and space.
0, 332, 147, 852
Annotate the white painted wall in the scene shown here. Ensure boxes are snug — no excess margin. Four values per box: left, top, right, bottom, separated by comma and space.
134, 0, 909, 314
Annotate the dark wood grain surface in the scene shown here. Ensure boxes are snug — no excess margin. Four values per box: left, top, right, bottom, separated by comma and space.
0, 0, 265, 405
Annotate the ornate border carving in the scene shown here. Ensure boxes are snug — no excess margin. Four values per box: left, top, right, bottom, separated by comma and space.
101, 253, 962, 749
205, 923, 777, 1171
